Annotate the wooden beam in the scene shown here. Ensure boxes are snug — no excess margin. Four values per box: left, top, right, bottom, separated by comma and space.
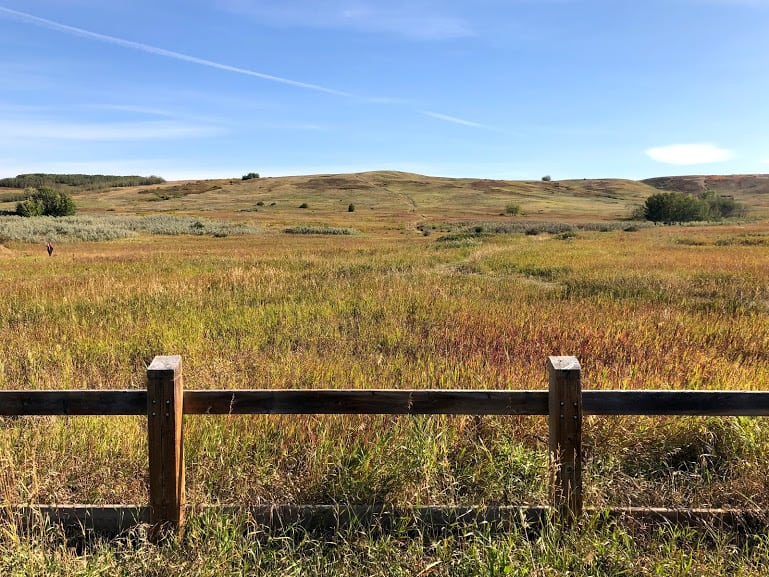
0, 390, 146, 415
183, 389, 549, 416
548, 356, 582, 522
583, 390, 769, 416
147, 356, 185, 539
6, 504, 765, 535
5, 505, 149, 535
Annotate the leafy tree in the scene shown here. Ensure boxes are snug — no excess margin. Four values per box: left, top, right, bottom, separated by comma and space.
642, 191, 745, 224
701, 191, 745, 219
242, 172, 260, 180
16, 187, 76, 217
541, 175, 552, 182
642, 192, 708, 223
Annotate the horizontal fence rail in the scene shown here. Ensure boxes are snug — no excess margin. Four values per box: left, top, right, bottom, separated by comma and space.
183, 389, 551, 415
1, 355, 768, 538
4, 390, 769, 417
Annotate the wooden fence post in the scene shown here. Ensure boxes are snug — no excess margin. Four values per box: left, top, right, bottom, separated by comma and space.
548, 356, 582, 523
147, 355, 185, 539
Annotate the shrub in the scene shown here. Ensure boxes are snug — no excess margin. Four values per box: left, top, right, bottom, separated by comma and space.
348, 203, 355, 212
16, 187, 76, 217
299, 202, 309, 209
504, 203, 521, 216
283, 226, 357, 235
242, 172, 260, 180
643, 192, 708, 223
642, 191, 745, 224
541, 175, 551, 182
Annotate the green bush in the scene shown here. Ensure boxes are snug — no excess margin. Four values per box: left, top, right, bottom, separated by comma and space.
348, 203, 355, 212
16, 187, 76, 217
642, 191, 745, 224
643, 192, 707, 223
504, 203, 521, 216
242, 172, 260, 180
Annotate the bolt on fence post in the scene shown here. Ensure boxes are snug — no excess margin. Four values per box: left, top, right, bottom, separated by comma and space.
147, 355, 185, 540
548, 356, 582, 524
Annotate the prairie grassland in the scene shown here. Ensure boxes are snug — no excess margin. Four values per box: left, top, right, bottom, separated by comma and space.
1, 215, 769, 574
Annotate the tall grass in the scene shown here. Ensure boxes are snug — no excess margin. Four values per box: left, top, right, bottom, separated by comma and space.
1, 223, 769, 573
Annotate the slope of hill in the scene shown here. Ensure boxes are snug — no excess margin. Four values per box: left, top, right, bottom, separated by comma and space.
44, 171, 662, 228
3, 172, 768, 230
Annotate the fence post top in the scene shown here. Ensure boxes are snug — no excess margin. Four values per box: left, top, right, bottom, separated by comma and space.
148, 356, 182, 372
548, 356, 580, 371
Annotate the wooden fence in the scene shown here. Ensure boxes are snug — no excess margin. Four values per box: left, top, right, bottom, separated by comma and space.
2, 355, 769, 538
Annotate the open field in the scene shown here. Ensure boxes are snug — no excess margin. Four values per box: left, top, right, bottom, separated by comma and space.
1, 173, 769, 574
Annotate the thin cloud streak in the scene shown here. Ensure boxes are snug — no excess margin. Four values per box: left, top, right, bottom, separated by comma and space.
421, 111, 491, 129
0, 6, 355, 98
2, 119, 222, 141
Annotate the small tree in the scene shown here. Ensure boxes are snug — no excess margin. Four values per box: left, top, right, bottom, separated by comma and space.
541, 175, 552, 182
16, 187, 76, 217
242, 172, 260, 180
643, 192, 707, 224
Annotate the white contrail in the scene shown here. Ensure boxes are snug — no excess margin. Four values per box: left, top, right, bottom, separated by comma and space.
0, 6, 354, 98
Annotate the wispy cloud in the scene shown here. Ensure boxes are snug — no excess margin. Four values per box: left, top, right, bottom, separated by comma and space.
422, 111, 490, 129
2, 119, 222, 141
218, 0, 474, 40
645, 143, 735, 165
0, 6, 354, 97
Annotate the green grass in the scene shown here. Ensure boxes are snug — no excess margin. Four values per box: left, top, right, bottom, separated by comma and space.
3, 512, 769, 576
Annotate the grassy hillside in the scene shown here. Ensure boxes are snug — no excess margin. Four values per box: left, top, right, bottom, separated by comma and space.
5, 172, 768, 233
84, 172, 658, 221
2, 171, 769, 574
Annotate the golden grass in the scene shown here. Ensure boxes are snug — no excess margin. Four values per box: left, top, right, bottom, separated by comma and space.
1, 180, 769, 514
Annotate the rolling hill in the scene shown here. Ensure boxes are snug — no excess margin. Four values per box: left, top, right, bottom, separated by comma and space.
2, 172, 768, 232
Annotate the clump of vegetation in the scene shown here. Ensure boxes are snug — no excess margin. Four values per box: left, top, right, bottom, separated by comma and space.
283, 226, 358, 235
299, 202, 309, 209
16, 188, 76, 217
541, 175, 552, 182
242, 172, 260, 180
348, 203, 355, 212
504, 203, 521, 216
641, 191, 746, 223
0, 214, 259, 242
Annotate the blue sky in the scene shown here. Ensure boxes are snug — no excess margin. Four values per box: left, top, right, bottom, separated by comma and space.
1, 0, 769, 181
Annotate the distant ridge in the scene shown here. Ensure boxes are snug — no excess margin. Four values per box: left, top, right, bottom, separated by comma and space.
642, 174, 769, 196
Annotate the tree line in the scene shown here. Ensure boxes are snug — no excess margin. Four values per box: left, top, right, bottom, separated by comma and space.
0, 173, 165, 192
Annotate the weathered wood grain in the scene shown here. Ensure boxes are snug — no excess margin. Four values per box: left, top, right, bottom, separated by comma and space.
147, 355, 185, 539
548, 356, 582, 521
583, 390, 769, 415
0, 390, 146, 415
183, 389, 550, 415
